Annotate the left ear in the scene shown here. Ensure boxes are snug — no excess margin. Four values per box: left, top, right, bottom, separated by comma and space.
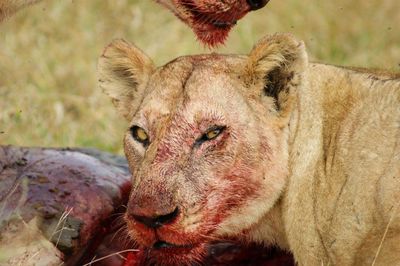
97, 39, 155, 120
243, 33, 308, 119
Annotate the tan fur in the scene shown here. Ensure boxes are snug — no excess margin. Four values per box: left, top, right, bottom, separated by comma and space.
99, 33, 400, 265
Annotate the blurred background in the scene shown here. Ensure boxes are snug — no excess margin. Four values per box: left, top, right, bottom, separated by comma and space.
1, 0, 399, 154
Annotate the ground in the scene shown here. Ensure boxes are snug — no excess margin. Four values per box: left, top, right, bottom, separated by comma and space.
0, 0, 399, 154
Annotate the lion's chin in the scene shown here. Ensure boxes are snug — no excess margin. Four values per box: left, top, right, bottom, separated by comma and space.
192, 25, 232, 47
144, 242, 207, 266
175, 0, 248, 46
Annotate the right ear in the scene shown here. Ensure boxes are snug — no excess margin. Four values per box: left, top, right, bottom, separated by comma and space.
98, 39, 155, 120
243, 33, 308, 122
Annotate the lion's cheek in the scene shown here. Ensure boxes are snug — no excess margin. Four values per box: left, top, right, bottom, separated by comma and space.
209, 176, 269, 237
202, 143, 287, 237
202, 164, 262, 227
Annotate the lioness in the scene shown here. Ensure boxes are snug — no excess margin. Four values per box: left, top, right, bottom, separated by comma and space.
98, 33, 400, 265
0, 0, 269, 46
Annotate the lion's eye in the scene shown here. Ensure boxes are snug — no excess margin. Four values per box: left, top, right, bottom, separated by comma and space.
206, 129, 222, 140
130, 126, 149, 146
196, 125, 226, 145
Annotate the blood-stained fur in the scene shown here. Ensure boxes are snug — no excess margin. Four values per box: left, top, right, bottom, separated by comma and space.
98, 33, 400, 265
0, 0, 269, 46
156, 0, 269, 46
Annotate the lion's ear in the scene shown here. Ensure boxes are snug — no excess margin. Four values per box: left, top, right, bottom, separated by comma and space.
244, 33, 308, 118
98, 39, 155, 120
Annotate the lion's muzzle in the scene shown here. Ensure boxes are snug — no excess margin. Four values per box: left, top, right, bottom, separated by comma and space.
247, 0, 270, 10
127, 206, 179, 229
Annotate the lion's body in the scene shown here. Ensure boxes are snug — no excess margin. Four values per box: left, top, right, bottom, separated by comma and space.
280, 64, 400, 265
98, 34, 400, 265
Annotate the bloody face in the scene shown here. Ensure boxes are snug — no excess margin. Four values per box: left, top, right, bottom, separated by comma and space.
122, 56, 287, 265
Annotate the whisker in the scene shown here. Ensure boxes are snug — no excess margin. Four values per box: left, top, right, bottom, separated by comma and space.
82, 249, 139, 266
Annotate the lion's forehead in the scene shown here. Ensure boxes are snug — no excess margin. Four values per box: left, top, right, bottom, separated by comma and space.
142, 55, 247, 117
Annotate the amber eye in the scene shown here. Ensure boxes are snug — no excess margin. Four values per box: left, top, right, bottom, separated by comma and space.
196, 125, 226, 145
206, 128, 222, 140
130, 126, 149, 146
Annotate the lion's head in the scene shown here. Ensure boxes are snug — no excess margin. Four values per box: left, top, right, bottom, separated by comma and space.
157, 0, 270, 46
98, 33, 307, 265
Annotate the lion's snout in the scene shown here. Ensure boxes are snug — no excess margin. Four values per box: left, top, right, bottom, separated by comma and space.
126, 187, 181, 229
127, 206, 180, 229
247, 0, 270, 10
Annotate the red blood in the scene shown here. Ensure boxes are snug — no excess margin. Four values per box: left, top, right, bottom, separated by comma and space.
122, 252, 136, 266
179, 0, 252, 46
122, 250, 146, 266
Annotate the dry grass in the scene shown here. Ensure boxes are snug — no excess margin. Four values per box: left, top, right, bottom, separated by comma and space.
0, 0, 399, 153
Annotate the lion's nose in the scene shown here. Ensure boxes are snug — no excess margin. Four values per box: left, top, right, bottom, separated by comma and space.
129, 207, 179, 229
247, 0, 270, 10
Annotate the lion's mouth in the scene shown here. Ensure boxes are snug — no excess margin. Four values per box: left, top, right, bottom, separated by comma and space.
145, 240, 206, 265
153, 240, 194, 250
179, 0, 246, 46
181, 1, 239, 29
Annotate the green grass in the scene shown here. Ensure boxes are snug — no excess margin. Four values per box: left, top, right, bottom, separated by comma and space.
1, 0, 399, 154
